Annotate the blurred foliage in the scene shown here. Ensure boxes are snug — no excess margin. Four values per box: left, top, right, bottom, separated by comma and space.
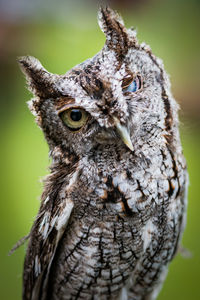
0, 0, 199, 299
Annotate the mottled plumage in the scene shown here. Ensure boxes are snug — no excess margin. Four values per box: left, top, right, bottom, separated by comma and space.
19, 7, 188, 300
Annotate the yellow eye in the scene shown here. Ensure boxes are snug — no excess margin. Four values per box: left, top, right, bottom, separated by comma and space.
60, 108, 88, 131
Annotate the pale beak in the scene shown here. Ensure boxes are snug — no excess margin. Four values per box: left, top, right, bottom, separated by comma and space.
113, 117, 133, 151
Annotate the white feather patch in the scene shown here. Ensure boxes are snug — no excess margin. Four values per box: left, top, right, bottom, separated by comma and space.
34, 255, 41, 277
56, 200, 74, 231
142, 219, 157, 252
39, 212, 50, 239
55, 170, 79, 232
118, 287, 128, 300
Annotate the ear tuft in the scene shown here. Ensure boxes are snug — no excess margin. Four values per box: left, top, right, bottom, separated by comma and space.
98, 6, 138, 57
98, 6, 125, 35
18, 55, 44, 76
18, 56, 59, 98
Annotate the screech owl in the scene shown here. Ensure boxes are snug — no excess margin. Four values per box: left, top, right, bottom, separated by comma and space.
19, 7, 188, 300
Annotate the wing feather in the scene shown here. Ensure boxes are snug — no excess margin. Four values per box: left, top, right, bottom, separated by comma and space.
23, 164, 79, 300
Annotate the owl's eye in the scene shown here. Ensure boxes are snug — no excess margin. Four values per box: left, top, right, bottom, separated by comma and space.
122, 75, 141, 93
60, 108, 88, 131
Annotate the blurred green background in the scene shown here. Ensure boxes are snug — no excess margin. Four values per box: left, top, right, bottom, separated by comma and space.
0, 0, 199, 299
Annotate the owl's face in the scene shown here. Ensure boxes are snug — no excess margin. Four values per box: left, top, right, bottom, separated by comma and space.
19, 7, 176, 159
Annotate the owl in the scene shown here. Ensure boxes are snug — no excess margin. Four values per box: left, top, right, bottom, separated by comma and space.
19, 6, 188, 300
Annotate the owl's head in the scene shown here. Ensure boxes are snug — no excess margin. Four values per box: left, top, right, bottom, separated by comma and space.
19, 7, 178, 161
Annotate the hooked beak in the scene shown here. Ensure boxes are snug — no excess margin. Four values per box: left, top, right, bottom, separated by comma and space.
113, 117, 133, 151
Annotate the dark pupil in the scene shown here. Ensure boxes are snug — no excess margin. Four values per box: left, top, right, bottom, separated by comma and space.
70, 109, 82, 122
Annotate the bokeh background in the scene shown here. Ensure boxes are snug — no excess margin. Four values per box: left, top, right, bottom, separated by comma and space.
0, 0, 199, 299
